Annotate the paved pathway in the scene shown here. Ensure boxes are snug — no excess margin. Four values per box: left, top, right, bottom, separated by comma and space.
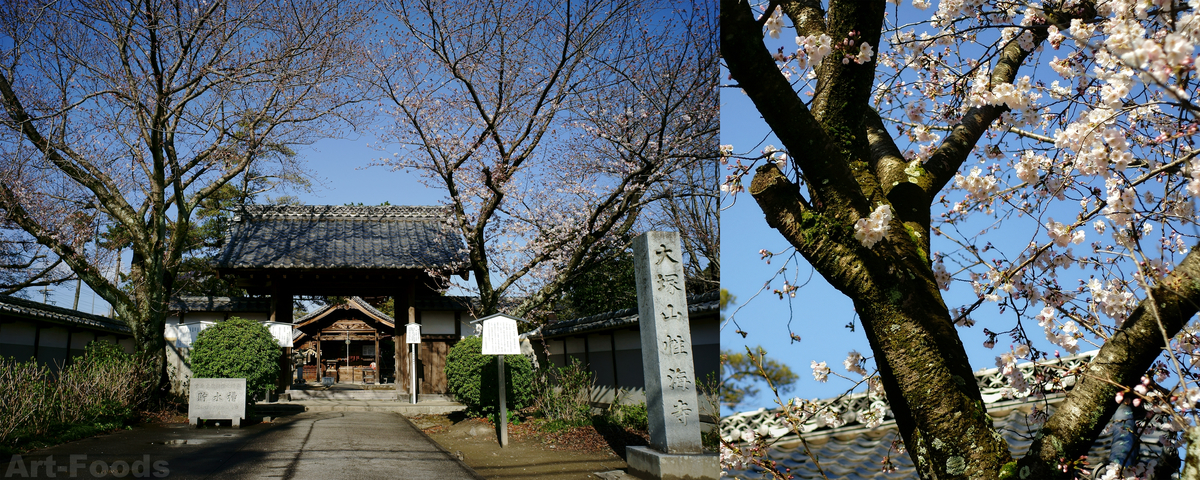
3, 412, 482, 479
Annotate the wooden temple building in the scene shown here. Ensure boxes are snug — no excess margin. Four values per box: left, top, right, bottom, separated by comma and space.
213, 205, 472, 396
289, 296, 473, 391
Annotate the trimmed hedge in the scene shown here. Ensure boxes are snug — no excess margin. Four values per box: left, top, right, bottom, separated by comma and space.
445, 336, 534, 417
190, 317, 279, 401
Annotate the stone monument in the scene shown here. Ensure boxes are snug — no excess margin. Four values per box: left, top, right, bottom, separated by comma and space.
627, 231, 718, 479
188, 378, 246, 427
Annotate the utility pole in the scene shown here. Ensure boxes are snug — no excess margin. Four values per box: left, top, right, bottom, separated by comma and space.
39, 285, 52, 304
108, 248, 121, 318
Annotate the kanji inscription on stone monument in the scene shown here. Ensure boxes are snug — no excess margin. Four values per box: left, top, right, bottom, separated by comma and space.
633, 231, 702, 454
188, 378, 246, 428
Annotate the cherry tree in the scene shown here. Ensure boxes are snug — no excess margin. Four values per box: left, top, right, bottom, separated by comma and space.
722, 0, 1200, 478
372, 0, 717, 317
0, 219, 81, 295
0, 0, 370, 387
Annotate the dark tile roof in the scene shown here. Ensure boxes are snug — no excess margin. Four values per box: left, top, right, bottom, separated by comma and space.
0, 294, 131, 334
721, 351, 1171, 479
725, 403, 1164, 479
169, 296, 272, 313
541, 290, 719, 338
215, 205, 468, 271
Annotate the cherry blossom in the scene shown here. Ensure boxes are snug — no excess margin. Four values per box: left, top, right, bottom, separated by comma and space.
853, 204, 894, 248
811, 360, 831, 382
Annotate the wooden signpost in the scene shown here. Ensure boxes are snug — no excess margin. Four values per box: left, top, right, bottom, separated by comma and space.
406, 320, 420, 404
480, 315, 521, 447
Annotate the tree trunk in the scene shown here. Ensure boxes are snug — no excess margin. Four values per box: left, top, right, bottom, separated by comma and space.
751, 163, 1013, 478
1182, 427, 1200, 480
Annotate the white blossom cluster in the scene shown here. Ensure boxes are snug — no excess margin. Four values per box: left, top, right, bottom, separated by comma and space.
1044, 218, 1085, 247
1033, 306, 1081, 354
811, 360, 831, 382
844, 350, 868, 376
795, 34, 835, 74
1095, 462, 1158, 480
853, 204, 893, 248
933, 259, 953, 290
1188, 156, 1200, 197
993, 344, 1032, 399
953, 166, 1000, 201
1088, 278, 1138, 325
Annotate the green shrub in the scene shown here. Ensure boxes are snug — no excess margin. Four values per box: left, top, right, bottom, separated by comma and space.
445, 336, 534, 418
532, 358, 595, 426
190, 317, 279, 402
0, 341, 154, 452
606, 401, 648, 431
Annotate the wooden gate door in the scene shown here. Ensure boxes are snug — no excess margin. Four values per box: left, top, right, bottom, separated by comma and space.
419, 340, 450, 394
398, 336, 457, 395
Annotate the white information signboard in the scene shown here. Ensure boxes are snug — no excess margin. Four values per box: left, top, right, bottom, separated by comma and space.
481, 317, 520, 355
406, 323, 421, 344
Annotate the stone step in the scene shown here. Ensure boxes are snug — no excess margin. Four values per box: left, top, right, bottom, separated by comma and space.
285, 390, 399, 401
273, 400, 467, 415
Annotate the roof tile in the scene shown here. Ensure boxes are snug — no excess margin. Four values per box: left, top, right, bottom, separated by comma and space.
216, 205, 467, 271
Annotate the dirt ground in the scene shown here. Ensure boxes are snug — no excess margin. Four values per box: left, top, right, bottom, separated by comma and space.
409, 413, 650, 480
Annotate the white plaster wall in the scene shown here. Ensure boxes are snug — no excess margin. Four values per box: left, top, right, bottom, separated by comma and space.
70, 331, 94, 349
546, 339, 564, 355
167, 319, 286, 349
40, 327, 69, 349
0, 322, 36, 345
587, 333, 612, 352
613, 329, 641, 350
421, 311, 456, 334
166, 321, 216, 348
565, 337, 586, 354
263, 322, 293, 348
459, 320, 476, 338
166, 346, 191, 395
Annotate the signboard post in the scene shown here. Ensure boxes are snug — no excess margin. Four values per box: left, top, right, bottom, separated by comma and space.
481, 315, 521, 447
406, 320, 420, 404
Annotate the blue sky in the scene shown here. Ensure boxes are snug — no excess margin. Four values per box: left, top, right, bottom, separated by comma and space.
20, 132, 451, 313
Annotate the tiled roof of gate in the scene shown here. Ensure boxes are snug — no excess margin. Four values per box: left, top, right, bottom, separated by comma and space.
169, 296, 272, 313
0, 294, 131, 333
541, 290, 719, 337
215, 205, 468, 272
